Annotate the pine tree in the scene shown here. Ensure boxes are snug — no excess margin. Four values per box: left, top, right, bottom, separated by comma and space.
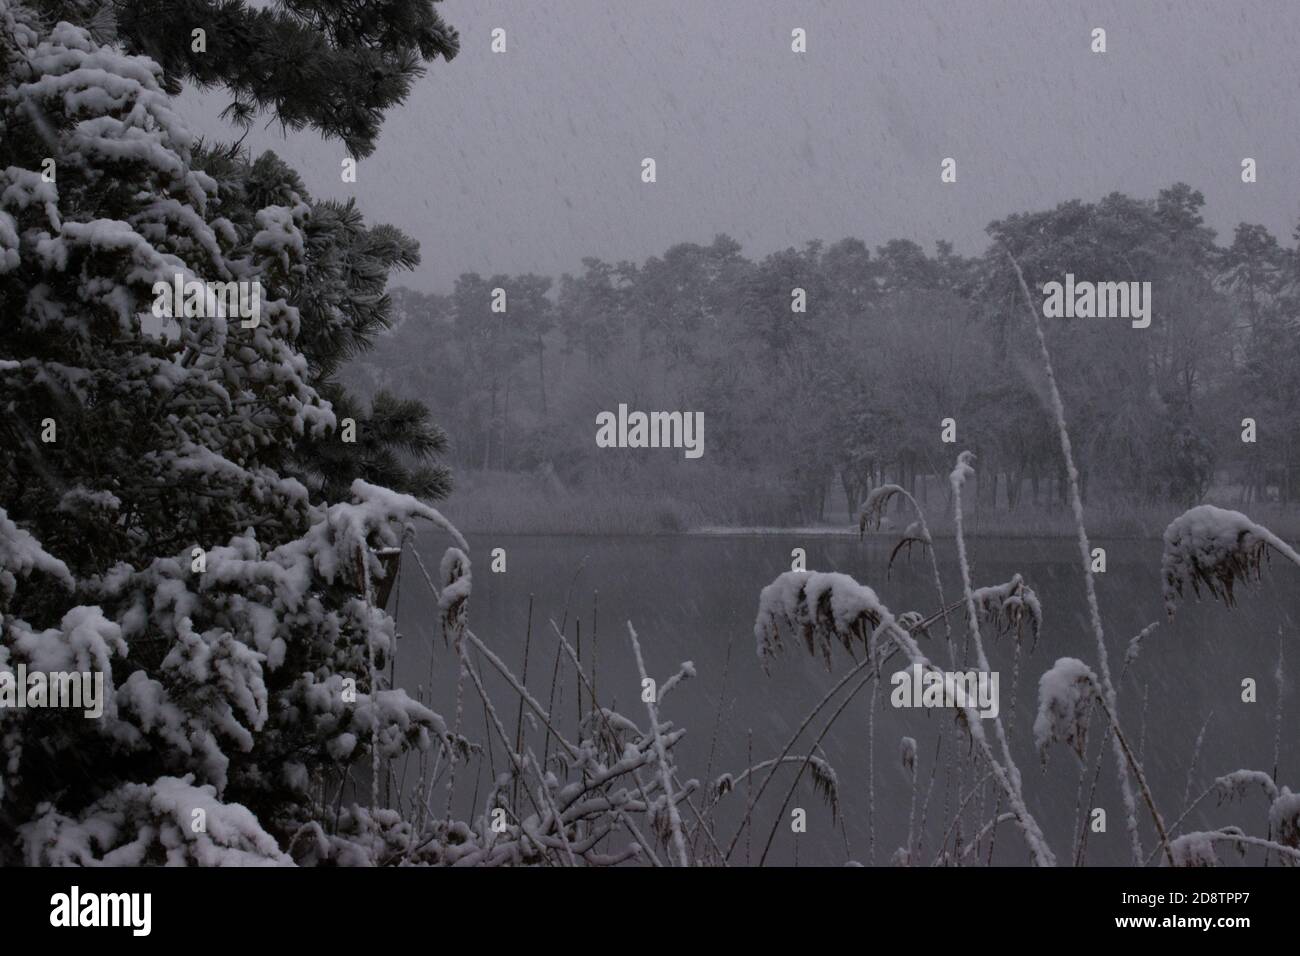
194, 147, 453, 502
0, 1, 463, 864
38, 0, 459, 158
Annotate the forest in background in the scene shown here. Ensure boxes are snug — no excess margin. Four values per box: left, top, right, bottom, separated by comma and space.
345, 184, 1300, 533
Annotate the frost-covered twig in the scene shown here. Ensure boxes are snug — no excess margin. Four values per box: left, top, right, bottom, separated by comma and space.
1035, 657, 1174, 866
545, 619, 677, 856
949, 452, 1046, 858
1151, 784, 1218, 866
1181, 712, 1213, 812
617, 812, 661, 868
1122, 622, 1160, 675
902, 735, 918, 862
860, 484, 954, 659
758, 667, 880, 866
711, 756, 839, 814
1272, 630, 1285, 786
960, 812, 1017, 860
464, 627, 580, 759
1270, 633, 1286, 866
727, 626, 896, 862
867, 680, 878, 866
1007, 248, 1144, 864
1169, 829, 1300, 866
628, 622, 689, 867
457, 642, 547, 830
932, 770, 994, 865
359, 545, 381, 812
525, 747, 577, 867
915, 734, 942, 863
1095, 695, 1174, 867
753, 569, 1056, 865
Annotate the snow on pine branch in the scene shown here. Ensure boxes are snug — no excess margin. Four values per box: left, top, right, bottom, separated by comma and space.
6, 474, 469, 851
19, 775, 292, 866
0, 505, 73, 602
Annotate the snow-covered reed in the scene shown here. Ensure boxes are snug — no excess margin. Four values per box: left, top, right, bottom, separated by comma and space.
1161, 504, 1300, 619
231, 466, 1300, 868
1006, 249, 1145, 865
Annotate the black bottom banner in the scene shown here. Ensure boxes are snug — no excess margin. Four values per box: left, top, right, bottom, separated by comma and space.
1, 865, 1282, 943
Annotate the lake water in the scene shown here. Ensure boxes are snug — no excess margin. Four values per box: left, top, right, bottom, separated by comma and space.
389, 531, 1297, 866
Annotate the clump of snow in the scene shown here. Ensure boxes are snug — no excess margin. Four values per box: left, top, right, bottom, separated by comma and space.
1168, 828, 1246, 867
1033, 657, 1097, 761
1161, 505, 1300, 619
10, 603, 125, 677
969, 573, 1042, 645
19, 775, 292, 866
0, 165, 60, 230
0, 505, 73, 602
657, 660, 695, 701
949, 450, 976, 490
56, 487, 122, 516
900, 736, 916, 774
895, 610, 928, 637
4, 475, 467, 811
251, 203, 308, 275
289, 805, 415, 867
438, 546, 471, 642
1123, 621, 1159, 667
857, 483, 907, 534
0, 209, 18, 272
1215, 769, 1279, 804
754, 570, 891, 671
1269, 787, 1300, 850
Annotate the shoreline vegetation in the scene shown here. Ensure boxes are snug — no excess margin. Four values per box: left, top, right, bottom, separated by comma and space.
446, 469, 1300, 539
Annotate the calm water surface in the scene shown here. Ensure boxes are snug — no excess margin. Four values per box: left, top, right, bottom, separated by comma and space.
391, 531, 1296, 866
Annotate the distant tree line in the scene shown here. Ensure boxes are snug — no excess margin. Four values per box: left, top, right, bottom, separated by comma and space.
348, 184, 1300, 523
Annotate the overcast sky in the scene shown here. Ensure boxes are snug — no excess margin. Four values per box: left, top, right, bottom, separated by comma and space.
182, 0, 1300, 292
